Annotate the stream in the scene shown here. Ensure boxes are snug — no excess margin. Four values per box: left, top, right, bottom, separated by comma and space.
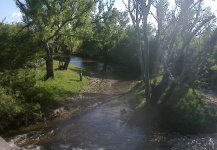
2, 56, 217, 150
6, 97, 145, 149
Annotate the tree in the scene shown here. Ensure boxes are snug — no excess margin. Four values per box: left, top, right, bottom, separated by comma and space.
0, 22, 40, 70
90, 0, 129, 71
123, 0, 152, 103
109, 26, 139, 70
15, 0, 96, 79
124, 0, 217, 106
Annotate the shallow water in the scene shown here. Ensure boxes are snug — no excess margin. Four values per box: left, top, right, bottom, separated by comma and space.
6, 96, 145, 150
5, 97, 217, 150
70, 56, 103, 71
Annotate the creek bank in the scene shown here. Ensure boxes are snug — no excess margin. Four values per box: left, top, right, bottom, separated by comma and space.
2, 73, 139, 150
2, 75, 217, 149
3, 72, 137, 135
127, 83, 217, 135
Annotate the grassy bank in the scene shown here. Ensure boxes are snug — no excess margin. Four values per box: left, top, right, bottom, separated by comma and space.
0, 61, 88, 132
130, 82, 216, 134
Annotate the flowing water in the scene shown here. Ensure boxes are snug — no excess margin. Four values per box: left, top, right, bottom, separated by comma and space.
2, 57, 217, 150
6, 97, 145, 150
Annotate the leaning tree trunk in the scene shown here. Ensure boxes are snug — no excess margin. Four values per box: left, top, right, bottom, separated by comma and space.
45, 43, 54, 80
150, 69, 170, 105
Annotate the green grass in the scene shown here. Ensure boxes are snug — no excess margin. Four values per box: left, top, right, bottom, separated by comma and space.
35, 61, 88, 102
130, 81, 146, 109
0, 60, 89, 132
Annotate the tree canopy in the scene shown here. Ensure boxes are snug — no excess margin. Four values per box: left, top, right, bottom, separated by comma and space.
124, 0, 217, 105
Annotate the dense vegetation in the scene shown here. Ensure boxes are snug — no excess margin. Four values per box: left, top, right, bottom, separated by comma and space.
130, 82, 216, 133
0, 60, 87, 132
0, 0, 217, 133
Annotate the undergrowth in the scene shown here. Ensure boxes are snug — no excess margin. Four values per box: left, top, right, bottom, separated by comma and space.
130, 82, 216, 134
0, 60, 88, 132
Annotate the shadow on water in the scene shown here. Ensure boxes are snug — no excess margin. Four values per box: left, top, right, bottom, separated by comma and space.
70, 56, 140, 81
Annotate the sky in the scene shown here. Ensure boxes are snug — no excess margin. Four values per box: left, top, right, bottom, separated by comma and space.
0, 0, 22, 23
0, 0, 217, 23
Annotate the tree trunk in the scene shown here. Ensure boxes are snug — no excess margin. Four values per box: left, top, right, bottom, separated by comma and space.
160, 82, 177, 106
135, 27, 145, 81
45, 43, 54, 80
142, 17, 151, 104
63, 55, 71, 70
102, 49, 108, 72
150, 70, 170, 105
143, 30, 151, 104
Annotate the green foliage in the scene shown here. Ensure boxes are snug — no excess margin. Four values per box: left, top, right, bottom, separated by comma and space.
131, 82, 215, 133
0, 23, 41, 70
80, 1, 129, 61
164, 86, 212, 133
109, 26, 139, 70
0, 61, 87, 131
16, 0, 95, 44
210, 65, 217, 71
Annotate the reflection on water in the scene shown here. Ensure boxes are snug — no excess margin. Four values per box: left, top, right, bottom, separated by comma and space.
70, 56, 139, 80
70, 56, 103, 71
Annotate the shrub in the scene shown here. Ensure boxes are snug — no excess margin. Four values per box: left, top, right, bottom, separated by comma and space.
164, 86, 213, 133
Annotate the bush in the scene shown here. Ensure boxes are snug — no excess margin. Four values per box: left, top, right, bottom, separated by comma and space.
163, 86, 214, 133
0, 69, 44, 131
